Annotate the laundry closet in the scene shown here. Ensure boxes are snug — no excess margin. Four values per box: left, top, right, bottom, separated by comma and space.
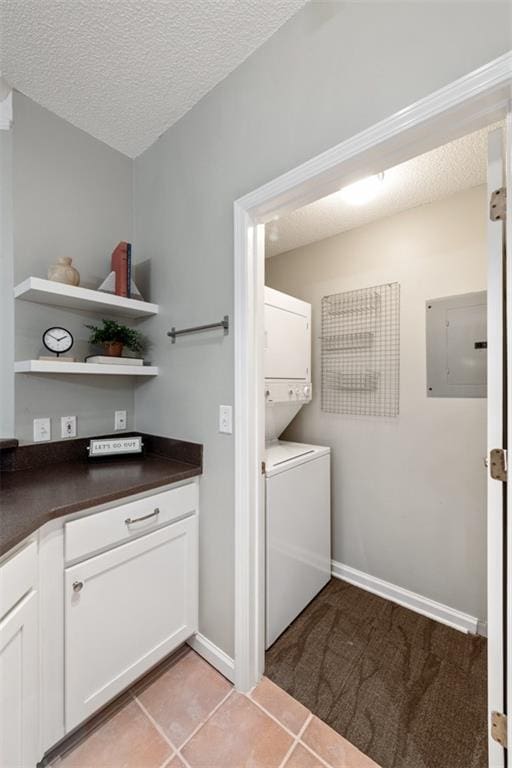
262, 125, 493, 766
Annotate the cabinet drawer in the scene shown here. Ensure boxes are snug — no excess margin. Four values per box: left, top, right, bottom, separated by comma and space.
0, 541, 37, 620
65, 482, 198, 562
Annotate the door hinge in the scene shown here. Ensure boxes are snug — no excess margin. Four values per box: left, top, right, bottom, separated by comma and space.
491, 711, 507, 748
261, 460, 266, 475
490, 449, 507, 481
490, 187, 506, 222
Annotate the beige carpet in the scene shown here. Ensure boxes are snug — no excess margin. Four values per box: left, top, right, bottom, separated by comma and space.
265, 579, 487, 768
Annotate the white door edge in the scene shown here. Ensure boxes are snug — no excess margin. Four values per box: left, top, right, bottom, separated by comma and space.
487, 123, 507, 768
506, 108, 512, 767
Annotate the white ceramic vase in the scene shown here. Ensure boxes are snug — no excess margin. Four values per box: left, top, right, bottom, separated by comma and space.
48, 257, 80, 286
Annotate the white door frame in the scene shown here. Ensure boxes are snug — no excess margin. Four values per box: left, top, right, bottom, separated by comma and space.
233, 52, 512, 697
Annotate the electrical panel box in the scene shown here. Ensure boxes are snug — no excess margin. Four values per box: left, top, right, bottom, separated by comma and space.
426, 291, 487, 398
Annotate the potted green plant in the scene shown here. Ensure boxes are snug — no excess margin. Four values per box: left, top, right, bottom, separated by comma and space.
86, 319, 144, 357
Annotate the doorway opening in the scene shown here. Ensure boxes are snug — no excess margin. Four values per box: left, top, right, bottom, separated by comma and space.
233, 52, 512, 768
262, 123, 496, 768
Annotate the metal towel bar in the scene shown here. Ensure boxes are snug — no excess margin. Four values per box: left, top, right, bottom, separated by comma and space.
167, 315, 229, 343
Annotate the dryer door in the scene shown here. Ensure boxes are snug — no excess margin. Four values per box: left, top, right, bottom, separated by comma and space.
265, 303, 309, 380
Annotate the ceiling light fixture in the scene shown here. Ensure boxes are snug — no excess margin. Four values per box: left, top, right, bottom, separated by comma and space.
340, 172, 385, 205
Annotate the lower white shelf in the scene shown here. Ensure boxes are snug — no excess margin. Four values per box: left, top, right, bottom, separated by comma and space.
15, 360, 159, 376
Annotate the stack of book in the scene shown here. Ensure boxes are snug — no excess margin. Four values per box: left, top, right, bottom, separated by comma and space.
85, 356, 144, 366
98, 242, 143, 299
111, 241, 132, 298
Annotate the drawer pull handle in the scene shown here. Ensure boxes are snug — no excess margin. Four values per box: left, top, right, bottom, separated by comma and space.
72, 580, 84, 593
125, 508, 160, 526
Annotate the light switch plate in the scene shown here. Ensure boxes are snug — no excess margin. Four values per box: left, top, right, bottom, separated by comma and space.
219, 405, 233, 434
61, 415, 77, 439
33, 417, 51, 442
115, 410, 127, 430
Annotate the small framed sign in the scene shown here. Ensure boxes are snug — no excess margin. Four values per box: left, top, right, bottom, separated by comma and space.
87, 436, 143, 458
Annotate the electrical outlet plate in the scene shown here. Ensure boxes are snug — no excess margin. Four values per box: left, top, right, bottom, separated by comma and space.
115, 410, 127, 431
33, 417, 51, 442
61, 415, 77, 439
219, 405, 233, 434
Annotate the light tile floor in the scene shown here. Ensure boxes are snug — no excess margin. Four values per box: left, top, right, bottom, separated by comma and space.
52, 648, 380, 768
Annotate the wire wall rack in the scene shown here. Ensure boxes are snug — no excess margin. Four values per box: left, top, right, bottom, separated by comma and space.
321, 282, 400, 417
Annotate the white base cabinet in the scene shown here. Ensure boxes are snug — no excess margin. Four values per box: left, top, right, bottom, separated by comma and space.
0, 479, 199, 762
65, 514, 198, 731
0, 591, 39, 768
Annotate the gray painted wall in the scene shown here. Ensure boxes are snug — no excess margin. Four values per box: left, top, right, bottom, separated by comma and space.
133, 3, 511, 655
11, 93, 136, 443
267, 186, 487, 623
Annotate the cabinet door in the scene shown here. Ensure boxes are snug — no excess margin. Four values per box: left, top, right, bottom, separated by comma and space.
65, 515, 198, 731
0, 592, 39, 768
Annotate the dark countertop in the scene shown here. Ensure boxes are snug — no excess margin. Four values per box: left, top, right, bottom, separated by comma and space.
0, 434, 202, 558
0, 438, 19, 451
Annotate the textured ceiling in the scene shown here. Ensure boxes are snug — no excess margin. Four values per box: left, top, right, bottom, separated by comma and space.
266, 125, 496, 258
0, 0, 306, 157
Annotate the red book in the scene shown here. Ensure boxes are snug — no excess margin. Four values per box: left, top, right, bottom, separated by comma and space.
111, 242, 128, 297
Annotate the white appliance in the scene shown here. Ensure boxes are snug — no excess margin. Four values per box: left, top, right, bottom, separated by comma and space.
266, 441, 331, 648
264, 287, 331, 649
264, 286, 312, 442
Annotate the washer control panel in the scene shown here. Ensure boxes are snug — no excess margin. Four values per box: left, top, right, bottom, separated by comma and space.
265, 380, 312, 403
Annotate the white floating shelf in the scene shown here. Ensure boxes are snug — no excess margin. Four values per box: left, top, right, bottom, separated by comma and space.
15, 360, 159, 376
14, 277, 159, 319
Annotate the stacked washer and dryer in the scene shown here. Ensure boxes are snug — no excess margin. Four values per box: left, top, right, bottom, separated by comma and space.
264, 287, 331, 649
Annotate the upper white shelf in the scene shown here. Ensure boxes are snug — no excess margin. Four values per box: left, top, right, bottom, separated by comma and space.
15, 360, 159, 376
14, 277, 159, 319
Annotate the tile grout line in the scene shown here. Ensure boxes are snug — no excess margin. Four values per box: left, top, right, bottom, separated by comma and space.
246, 690, 309, 743
135, 675, 359, 768
125, 642, 193, 757
159, 754, 177, 768
296, 715, 378, 768
131, 691, 179, 755
248, 694, 339, 768
177, 751, 193, 768
297, 736, 335, 768
251, 681, 375, 768
278, 712, 314, 768
176, 688, 235, 755
277, 736, 299, 768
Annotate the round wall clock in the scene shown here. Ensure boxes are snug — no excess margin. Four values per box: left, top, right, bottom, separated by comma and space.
42, 327, 74, 357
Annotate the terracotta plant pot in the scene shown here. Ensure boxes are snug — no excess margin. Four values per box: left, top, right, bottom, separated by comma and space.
103, 341, 124, 357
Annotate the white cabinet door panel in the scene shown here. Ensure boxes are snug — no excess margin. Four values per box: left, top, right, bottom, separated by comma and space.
0, 592, 39, 768
65, 515, 198, 731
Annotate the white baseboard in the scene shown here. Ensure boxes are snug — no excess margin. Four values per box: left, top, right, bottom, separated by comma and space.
477, 621, 488, 638
331, 560, 482, 635
187, 632, 235, 682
